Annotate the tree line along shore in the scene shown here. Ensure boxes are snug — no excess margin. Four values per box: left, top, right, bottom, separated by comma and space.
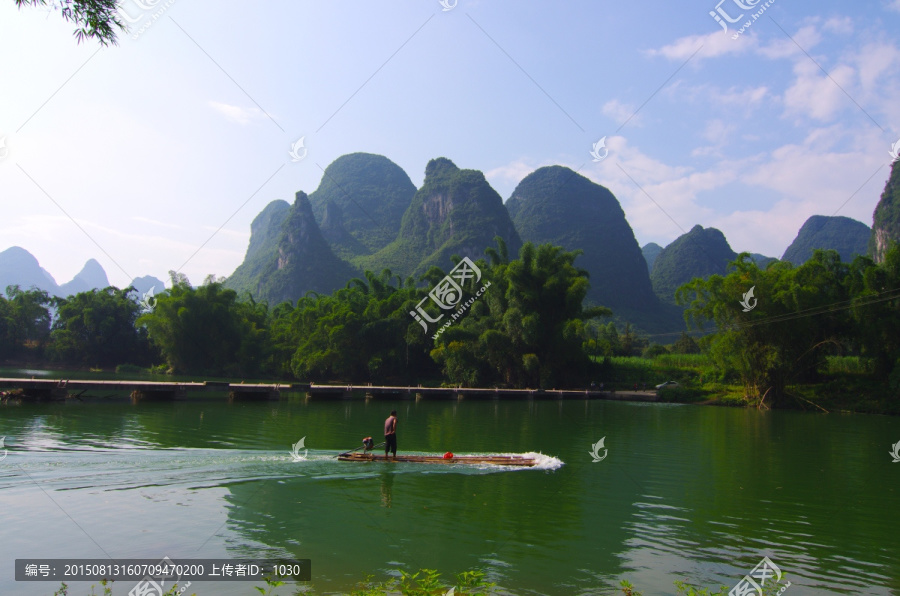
1, 240, 898, 414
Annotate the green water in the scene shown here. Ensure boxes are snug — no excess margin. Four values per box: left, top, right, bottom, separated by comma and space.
1, 393, 898, 595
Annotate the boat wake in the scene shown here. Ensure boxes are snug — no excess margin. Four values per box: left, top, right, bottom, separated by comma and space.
465, 451, 564, 471
519, 451, 564, 471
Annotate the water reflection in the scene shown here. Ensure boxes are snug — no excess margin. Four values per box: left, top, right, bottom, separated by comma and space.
380, 471, 394, 508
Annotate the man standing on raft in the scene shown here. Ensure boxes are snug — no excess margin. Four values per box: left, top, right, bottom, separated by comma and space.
384, 410, 398, 459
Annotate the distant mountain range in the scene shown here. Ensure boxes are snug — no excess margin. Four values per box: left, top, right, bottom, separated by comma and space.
8, 151, 895, 336
223, 153, 891, 332
0, 246, 164, 298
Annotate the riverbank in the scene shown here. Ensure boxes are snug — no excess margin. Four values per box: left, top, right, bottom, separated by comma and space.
2, 356, 896, 414
594, 354, 900, 415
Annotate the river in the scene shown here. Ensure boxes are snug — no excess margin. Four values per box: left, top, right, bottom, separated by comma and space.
0, 381, 898, 595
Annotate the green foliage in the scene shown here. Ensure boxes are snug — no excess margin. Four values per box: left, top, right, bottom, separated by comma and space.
52, 579, 116, 596
254, 574, 285, 595
348, 567, 496, 596
430, 240, 610, 388
672, 581, 730, 596
0, 285, 52, 359
592, 355, 704, 390
272, 238, 609, 388
584, 322, 648, 358
270, 267, 437, 383
672, 331, 701, 354
138, 273, 271, 376
824, 356, 873, 375
782, 215, 869, 265
15, 0, 124, 45
47, 287, 153, 367
642, 343, 669, 358
677, 247, 900, 407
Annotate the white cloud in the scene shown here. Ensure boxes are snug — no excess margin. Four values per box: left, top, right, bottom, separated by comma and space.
756, 25, 822, 60
692, 119, 738, 157
208, 101, 266, 125
854, 41, 900, 98
579, 122, 885, 258
888, 0, 900, 13
647, 31, 751, 62
669, 82, 769, 109
602, 99, 642, 127
782, 60, 855, 121
485, 159, 540, 192
823, 17, 854, 35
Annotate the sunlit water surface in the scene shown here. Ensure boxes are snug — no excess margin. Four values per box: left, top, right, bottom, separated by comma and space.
0, 393, 898, 595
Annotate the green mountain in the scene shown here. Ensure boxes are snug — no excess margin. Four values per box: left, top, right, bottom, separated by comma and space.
870, 160, 900, 263
227, 193, 357, 305
308, 152, 416, 260
642, 242, 663, 273
782, 215, 870, 265
651, 225, 737, 304
224, 199, 291, 298
506, 166, 658, 316
360, 157, 522, 276
749, 253, 777, 268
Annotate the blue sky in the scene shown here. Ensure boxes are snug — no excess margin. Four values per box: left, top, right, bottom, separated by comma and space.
1, 0, 899, 288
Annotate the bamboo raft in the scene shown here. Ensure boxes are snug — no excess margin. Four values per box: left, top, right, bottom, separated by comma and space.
337, 452, 538, 467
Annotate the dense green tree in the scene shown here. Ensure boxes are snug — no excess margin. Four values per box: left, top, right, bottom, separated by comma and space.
48, 287, 152, 366
431, 241, 611, 388
269, 268, 437, 383
847, 247, 900, 384
138, 273, 270, 376
0, 285, 52, 358
672, 331, 701, 355
642, 343, 669, 358
677, 250, 862, 406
